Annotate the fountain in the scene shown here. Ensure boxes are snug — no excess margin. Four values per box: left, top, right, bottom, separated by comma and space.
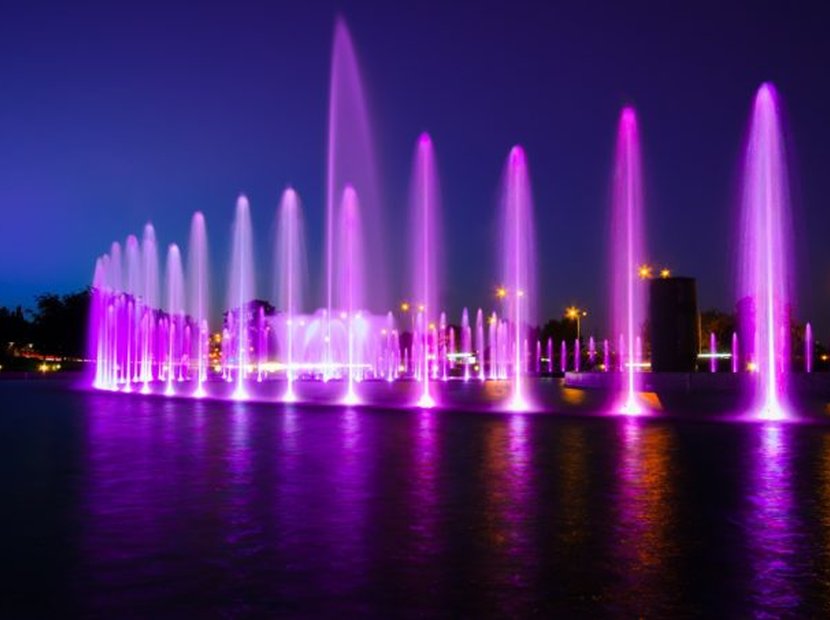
164, 244, 185, 396
410, 133, 441, 407
737, 83, 795, 420
499, 146, 538, 411
188, 213, 209, 397
275, 188, 306, 402
326, 18, 385, 378
610, 107, 646, 414
228, 195, 255, 400
84, 20, 817, 420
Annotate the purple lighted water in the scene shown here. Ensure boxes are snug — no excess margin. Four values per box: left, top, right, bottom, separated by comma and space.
499, 146, 538, 411
610, 107, 646, 414
410, 133, 441, 408
737, 83, 795, 420
5, 379, 830, 617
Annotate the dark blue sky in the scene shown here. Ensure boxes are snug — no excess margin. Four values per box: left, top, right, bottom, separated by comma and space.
2, 1, 828, 336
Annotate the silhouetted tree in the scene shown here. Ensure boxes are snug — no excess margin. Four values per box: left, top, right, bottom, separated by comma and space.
30, 290, 90, 358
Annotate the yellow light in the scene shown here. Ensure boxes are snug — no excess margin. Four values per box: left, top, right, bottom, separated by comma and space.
400, 301, 410, 312
565, 306, 578, 320
495, 286, 507, 299
660, 268, 671, 278
428, 322, 436, 331
821, 354, 829, 362
747, 362, 758, 372
638, 264, 653, 279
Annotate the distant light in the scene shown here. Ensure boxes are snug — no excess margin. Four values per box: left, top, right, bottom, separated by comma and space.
660, 268, 671, 278
495, 286, 507, 299
400, 301, 410, 312
637, 264, 653, 279
747, 362, 758, 372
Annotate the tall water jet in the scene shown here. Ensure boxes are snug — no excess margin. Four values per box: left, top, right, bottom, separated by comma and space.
737, 83, 795, 420
410, 133, 441, 407
141, 224, 160, 389
610, 107, 647, 414
165, 244, 185, 395
476, 308, 485, 381
326, 17, 385, 376
228, 195, 255, 400
499, 146, 537, 411
805, 323, 813, 373
337, 186, 365, 405
187, 213, 209, 397
276, 188, 307, 402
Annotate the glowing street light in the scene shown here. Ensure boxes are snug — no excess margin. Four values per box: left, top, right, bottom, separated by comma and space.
400, 301, 411, 312
637, 264, 653, 280
659, 268, 671, 278
565, 306, 588, 341
495, 286, 508, 300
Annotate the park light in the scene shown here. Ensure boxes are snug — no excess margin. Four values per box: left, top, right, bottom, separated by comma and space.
495, 286, 507, 299
400, 301, 410, 312
564, 305, 587, 340
637, 264, 653, 279
660, 268, 671, 278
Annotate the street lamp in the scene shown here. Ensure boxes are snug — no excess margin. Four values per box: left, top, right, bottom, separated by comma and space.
565, 306, 587, 341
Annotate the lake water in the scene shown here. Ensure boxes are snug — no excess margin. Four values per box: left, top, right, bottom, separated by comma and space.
3, 378, 830, 617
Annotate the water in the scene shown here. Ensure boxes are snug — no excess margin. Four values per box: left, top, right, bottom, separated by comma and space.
499, 146, 537, 411
737, 83, 795, 420
5, 378, 830, 617
410, 133, 441, 408
610, 107, 646, 414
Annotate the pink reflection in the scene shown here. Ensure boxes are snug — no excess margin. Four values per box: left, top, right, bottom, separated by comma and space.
612, 418, 679, 612
746, 424, 799, 613
479, 414, 535, 612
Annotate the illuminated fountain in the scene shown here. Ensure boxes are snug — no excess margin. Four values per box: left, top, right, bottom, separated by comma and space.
188, 213, 209, 397
737, 83, 795, 420
410, 133, 441, 408
275, 188, 306, 402
610, 107, 646, 414
499, 146, 537, 411
228, 196, 255, 400
337, 186, 365, 405
325, 18, 385, 378
86, 19, 819, 419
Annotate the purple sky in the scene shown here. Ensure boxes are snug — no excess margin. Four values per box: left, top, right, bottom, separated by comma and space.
2, 1, 828, 335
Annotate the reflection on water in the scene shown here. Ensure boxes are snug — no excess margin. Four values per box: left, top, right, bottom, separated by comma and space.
612, 418, 680, 614
8, 381, 830, 616
747, 424, 800, 615
480, 413, 535, 614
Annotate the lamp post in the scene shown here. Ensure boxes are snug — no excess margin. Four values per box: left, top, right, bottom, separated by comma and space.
565, 306, 587, 341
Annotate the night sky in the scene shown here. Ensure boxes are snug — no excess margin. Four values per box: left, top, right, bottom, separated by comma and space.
2, 1, 828, 336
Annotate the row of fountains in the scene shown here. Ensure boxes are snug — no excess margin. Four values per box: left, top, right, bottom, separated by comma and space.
89, 19, 799, 419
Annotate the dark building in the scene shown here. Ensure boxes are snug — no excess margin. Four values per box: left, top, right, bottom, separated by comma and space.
649, 277, 699, 372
